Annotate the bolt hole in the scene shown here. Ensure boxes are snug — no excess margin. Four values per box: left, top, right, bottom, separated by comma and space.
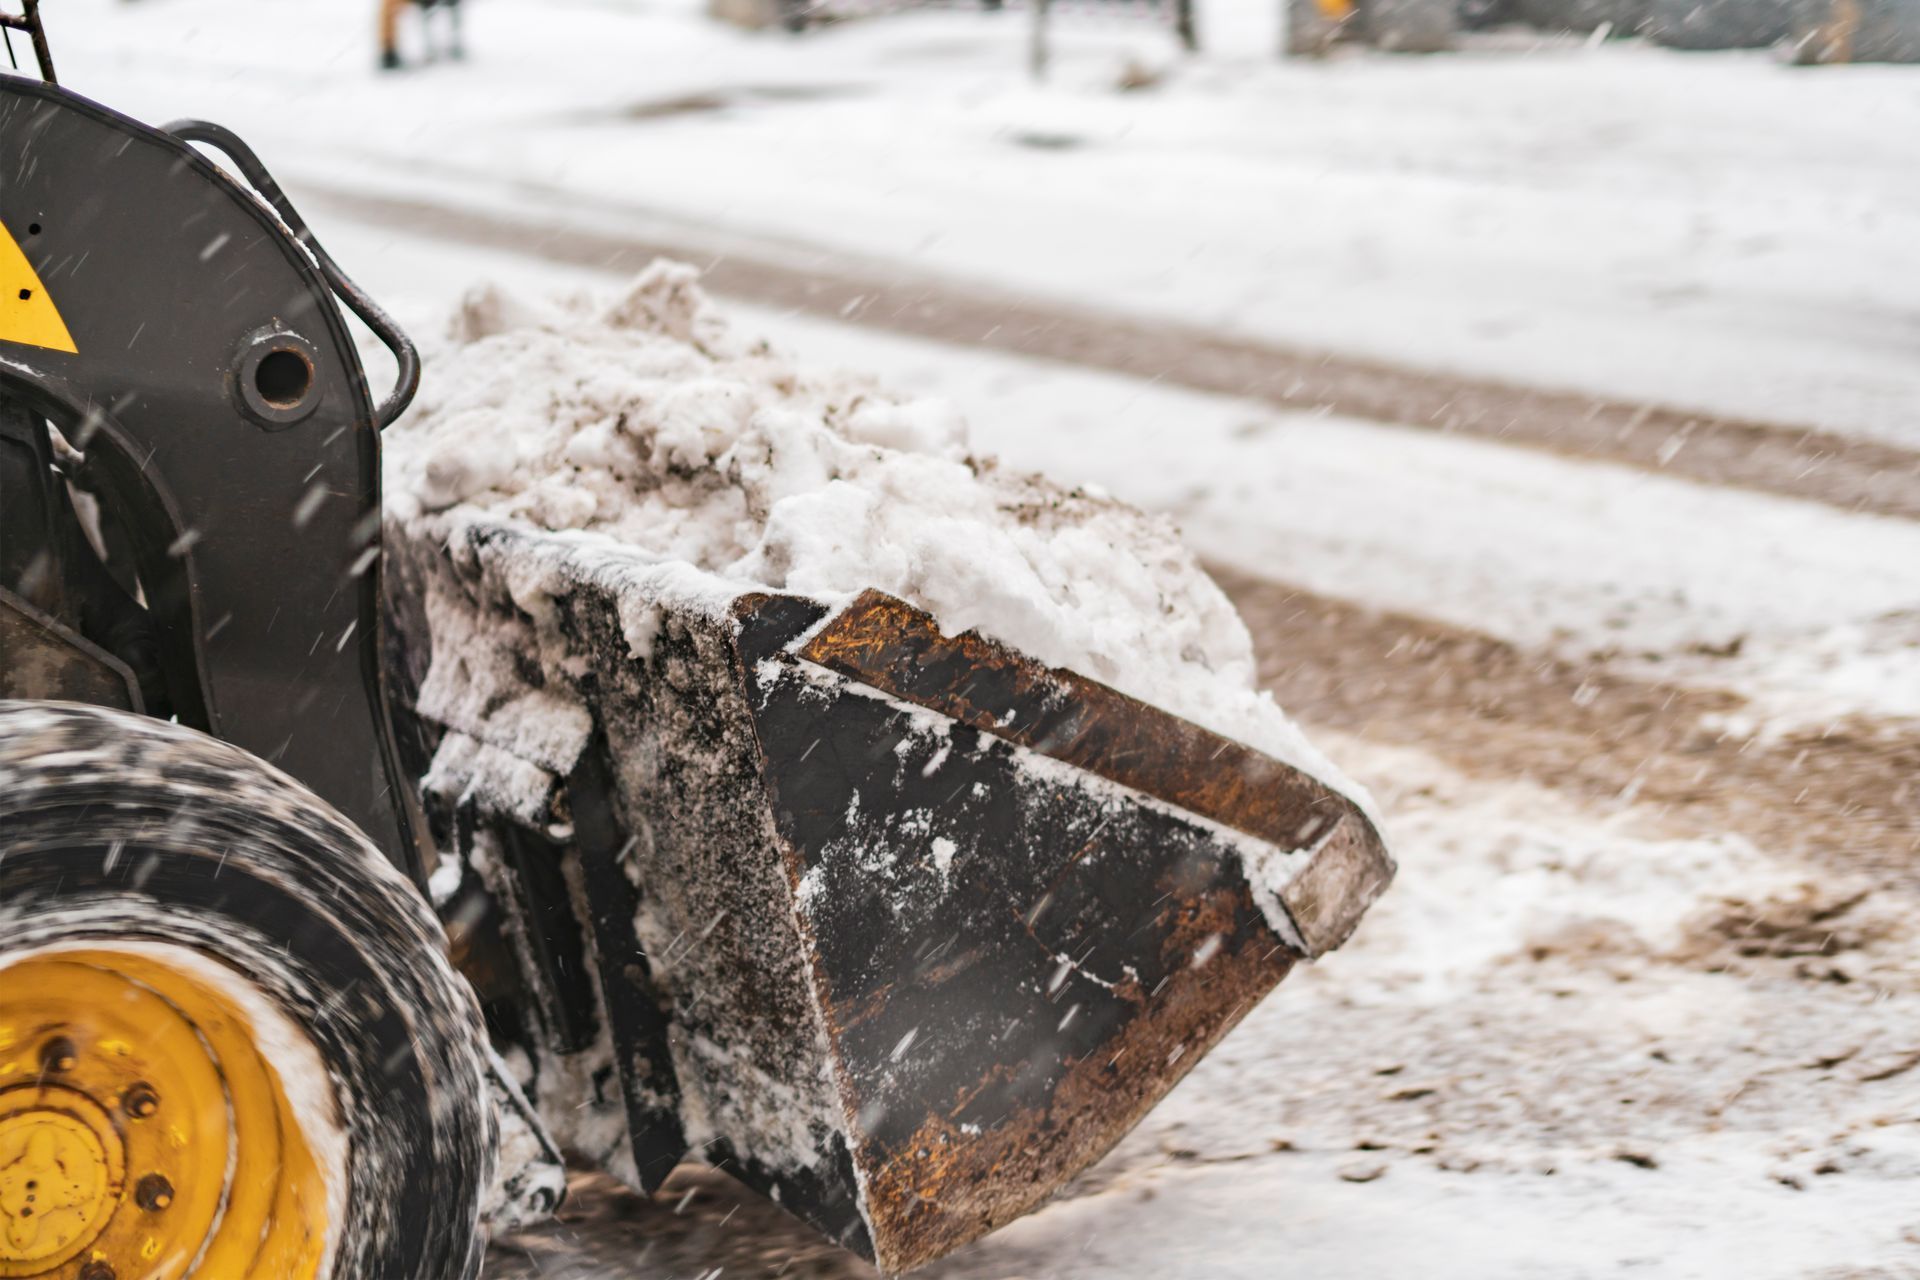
253, 348, 312, 409
17, 288, 30, 301
39, 1036, 77, 1073
26, 222, 40, 236
135, 1173, 175, 1212
123, 1082, 160, 1120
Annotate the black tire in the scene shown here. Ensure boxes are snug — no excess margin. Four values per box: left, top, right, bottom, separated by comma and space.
0, 701, 496, 1279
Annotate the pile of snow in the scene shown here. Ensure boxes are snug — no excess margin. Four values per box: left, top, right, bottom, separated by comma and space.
386, 262, 1363, 803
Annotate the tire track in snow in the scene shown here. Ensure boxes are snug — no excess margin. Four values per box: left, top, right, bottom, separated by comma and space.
1212, 567, 1920, 893
295, 179, 1920, 525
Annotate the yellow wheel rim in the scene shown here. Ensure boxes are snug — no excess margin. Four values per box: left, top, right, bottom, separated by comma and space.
0, 945, 337, 1279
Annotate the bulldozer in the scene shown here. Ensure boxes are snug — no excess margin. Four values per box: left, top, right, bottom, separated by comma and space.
0, 12, 1392, 1278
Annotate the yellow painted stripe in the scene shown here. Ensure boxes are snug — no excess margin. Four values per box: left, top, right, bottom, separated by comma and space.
0, 219, 77, 354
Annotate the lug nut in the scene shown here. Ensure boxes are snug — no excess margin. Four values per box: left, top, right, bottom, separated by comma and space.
123, 1083, 160, 1119
80, 1264, 116, 1280
135, 1173, 174, 1212
38, 1036, 78, 1074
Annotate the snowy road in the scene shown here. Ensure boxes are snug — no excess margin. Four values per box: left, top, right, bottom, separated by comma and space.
480, 732, 1920, 1280
36, 5, 1920, 1275
315, 201, 1920, 742
296, 178, 1920, 525
293, 168, 1917, 1280
356, 230, 1917, 1279
62, 0, 1920, 447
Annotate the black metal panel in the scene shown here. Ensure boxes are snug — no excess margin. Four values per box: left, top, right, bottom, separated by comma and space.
566, 741, 688, 1190
0, 585, 141, 709
744, 651, 1293, 1268
492, 820, 603, 1056
2, 394, 169, 708
0, 80, 431, 881
0, 399, 63, 615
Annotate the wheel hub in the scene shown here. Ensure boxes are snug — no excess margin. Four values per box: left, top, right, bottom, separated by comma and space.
0, 1093, 121, 1267
0, 946, 335, 1279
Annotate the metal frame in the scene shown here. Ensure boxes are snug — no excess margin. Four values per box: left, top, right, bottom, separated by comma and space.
0, 1, 55, 83
0, 78, 433, 885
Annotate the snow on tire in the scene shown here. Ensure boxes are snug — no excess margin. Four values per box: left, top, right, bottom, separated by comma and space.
0, 700, 496, 1280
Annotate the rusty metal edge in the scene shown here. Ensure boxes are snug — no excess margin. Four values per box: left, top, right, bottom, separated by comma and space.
725, 591, 1405, 1270
795, 591, 1392, 919
729, 591, 1314, 1274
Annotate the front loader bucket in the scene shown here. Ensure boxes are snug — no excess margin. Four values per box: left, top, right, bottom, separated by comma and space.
388, 517, 1392, 1273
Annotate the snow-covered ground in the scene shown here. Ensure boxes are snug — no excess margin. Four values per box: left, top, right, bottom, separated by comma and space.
321, 214, 1920, 734
51, 0, 1920, 446
31, 5, 1920, 1277
926, 737, 1920, 1280
346, 251, 1920, 1278
750, 306, 1920, 733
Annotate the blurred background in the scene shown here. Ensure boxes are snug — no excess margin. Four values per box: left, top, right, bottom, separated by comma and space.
40, 0, 1920, 1275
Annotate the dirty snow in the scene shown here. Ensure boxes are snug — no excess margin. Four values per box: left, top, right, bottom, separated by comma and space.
341, 227, 1917, 1278
480, 1043, 569, 1234
385, 263, 1359, 798
38, 5, 1920, 1276
731, 305, 1920, 736
306, 208, 1920, 738
300, 211, 1920, 1278
916, 736, 1920, 1280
